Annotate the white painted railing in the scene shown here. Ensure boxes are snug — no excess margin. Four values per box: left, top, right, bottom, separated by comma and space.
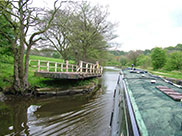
29, 60, 103, 74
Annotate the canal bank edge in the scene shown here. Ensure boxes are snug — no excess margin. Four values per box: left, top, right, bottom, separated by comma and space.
163, 77, 182, 86
0, 78, 101, 101
0, 92, 6, 102
35, 82, 101, 97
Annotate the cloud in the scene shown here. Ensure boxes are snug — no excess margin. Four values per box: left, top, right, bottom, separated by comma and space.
32, 0, 182, 51
89, 0, 182, 51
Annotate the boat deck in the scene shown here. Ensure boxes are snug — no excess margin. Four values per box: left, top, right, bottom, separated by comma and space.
122, 69, 182, 136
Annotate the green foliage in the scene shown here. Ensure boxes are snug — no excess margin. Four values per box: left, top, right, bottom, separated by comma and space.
109, 50, 126, 56
175, 44, 182, 51
136, 54, 151, 68
0, 2, 14, 55
44, 1, 116, 63
151, 47, 166, 69
143, 49, 151, 55
120, 56, 128, 66
165, 51, 182, 71
52, 52, 61, 58
104, 52, 120, 66
127, 50, 143, 66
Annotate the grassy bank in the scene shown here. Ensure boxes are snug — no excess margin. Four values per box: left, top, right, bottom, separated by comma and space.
0, 55, 99, 90
135, 67, 182, 79
146, 68, 182, 79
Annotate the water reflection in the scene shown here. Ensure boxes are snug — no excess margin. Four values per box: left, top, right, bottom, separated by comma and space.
0, 67, 120, 136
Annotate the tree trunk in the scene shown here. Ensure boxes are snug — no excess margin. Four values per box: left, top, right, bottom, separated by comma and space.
13, 49, 21, 93
24, 47, 31, 90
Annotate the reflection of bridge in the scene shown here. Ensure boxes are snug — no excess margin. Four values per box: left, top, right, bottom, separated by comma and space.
29, 60, 103, 79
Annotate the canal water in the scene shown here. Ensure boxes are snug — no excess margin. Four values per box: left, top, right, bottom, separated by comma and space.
0, 67, 120, 136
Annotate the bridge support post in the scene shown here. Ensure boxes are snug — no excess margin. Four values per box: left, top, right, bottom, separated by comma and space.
37, 60, 40, 72
79, 61, 83, 73
93, 65, 95, 74
47, 61, 49, 72
61, 64, 63, 72
86, 63, 88, 73
72, 65, 74, 72
66, 60, 69, 72
90, 64, 93, 74
96, 61, 99, 74
55, 62, 57, 72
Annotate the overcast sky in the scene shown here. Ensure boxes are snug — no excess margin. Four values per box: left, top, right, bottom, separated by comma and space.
32, 0, 182, 51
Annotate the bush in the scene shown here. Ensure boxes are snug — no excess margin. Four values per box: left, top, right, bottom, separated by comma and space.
136, 54, 151, 68
165, 51, 182, 71
151, 47, 166, 69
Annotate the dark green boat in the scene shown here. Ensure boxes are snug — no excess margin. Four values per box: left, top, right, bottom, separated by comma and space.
111, 68, 182, 136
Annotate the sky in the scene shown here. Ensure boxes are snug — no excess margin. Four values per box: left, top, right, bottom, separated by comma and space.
32, 0, 182, 51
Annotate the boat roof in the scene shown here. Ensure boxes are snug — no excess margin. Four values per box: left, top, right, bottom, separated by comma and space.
123, 69, 182, 136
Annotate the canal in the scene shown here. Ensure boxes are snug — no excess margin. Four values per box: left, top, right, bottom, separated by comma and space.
0, 67, 120, 136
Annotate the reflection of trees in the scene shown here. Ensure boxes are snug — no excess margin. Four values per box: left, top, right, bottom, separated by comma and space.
0, 102, 13, 135
1, 99, 31, 135
11, 100, 29, 135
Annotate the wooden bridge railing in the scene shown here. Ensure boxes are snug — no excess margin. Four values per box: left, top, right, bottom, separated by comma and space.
29, 60, 103, 75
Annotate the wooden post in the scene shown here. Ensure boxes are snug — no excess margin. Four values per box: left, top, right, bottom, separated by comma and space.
38, 60, 40, 72
76, 65, 79, 72
66, 60, 69, 72
100, 67, 103, 74
61, 64, 63, 72
96, 61, 99, 74
93, 64, 95, 74
47, 61, 49, 72
86, 63, 88, 73
72, 65, 74, 72
90, 64, 92, 74
55, 62, 57, 72
79, 61, 83, 73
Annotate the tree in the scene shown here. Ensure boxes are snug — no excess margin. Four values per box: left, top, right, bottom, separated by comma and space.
69, 1, 117, 62
127, 50, 143, 66
143, 49, 151, 55
151, 47, 166, 69
120, 56, 128, 66
175, 43, 182, 51
165, 51, 182, 71
39, 1, 116, 63
40, 8, 73, 61
0, 0, 61, 93
136, 54, 151, 68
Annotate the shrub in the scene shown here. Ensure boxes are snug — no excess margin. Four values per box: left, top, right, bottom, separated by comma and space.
151, 47, 167, 69
165, 51, 182, 71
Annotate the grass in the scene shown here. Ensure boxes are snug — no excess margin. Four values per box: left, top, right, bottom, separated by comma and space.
0, 55, 14, 89
146, 67, 182, 79
0, 55, 98, 90
29, 55, 75, 64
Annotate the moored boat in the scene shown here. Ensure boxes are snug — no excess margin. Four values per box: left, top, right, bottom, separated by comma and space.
111, 68, 182, 136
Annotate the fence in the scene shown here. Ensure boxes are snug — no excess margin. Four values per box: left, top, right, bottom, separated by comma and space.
29, 60, 103, 75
